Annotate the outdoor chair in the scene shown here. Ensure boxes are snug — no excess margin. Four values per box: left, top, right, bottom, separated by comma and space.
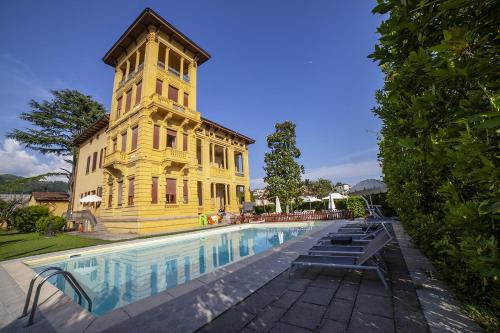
288, 229, 392, 290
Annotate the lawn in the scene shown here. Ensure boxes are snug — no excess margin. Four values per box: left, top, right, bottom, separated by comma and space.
0, 231, 111, 261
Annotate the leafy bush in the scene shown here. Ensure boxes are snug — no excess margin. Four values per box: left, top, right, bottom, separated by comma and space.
296, 201, 325, 211
35, 216, 66, 234
334, 199, 347, 210
13, 205, 50, 233
371, 0, 499, 329
346, 197, 365, 218
254, 204, 276, 215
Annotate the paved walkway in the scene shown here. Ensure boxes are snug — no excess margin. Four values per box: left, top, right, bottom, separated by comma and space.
197, 235, 429, 333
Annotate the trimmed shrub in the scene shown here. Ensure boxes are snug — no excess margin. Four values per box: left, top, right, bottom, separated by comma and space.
346, 197, 365, 218
35, 215, 66, 234
254, 204, 276, 215
12, 205, 50, 233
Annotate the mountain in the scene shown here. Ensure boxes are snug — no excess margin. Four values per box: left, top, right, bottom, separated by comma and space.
0, 174, 69, 194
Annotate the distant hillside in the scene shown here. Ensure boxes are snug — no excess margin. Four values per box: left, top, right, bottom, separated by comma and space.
0, 174, 68, 194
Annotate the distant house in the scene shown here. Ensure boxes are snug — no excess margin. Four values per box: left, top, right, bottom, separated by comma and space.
334, 184, 351, 195
252, 189, 271, 206
29, 192, 69, 216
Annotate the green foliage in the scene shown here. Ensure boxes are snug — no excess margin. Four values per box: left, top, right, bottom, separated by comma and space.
254, 204, 276, 215
264, 121, 305, 209
371, 0, 499, 328
35, 216, 66, 234
346, 197, 365, 218
297, 201, 325, 211
303, 178, 333, 199
12, 205, 50, 233
334, 199, 348, 210
0, 174, 68, 194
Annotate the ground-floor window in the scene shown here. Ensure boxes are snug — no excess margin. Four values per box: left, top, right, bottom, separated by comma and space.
128, 178, 135, 205
183, 180, 188, 204
166, 178, 176, 204
197, 181, 203, 206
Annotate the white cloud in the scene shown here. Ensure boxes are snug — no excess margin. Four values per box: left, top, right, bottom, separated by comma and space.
0, 139, 68, 178
250, 159, 382, 189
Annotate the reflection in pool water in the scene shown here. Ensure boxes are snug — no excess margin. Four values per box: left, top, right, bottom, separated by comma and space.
32, 223, 325, 316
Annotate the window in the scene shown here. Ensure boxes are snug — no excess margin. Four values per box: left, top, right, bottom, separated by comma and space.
183, 180, 188, 204
168, 85, 178, 102
183, 93, 189, 107
108, 183, 113, 207
97, 187, 102, 197
117, 181, 123, 206
131, 126, 138, 151
183, 133, 188, 151
112, 138, 117, 152
99, 148, 103, 168
167, 129, 177, 148
235, 152, 244, 174
128, 178, 135, 205
125, 89, 132, 113
227, 184, 230, 205
86, 156, 91, 174
121, 132, 127, 152
116, 97, 122, 119
151, 177, 158, 204
196, 139, 202, 165
156, 79, 163, 95
92, 152, 98, 171
209, 143, 213, 163
135, 81, 142, 105
197, 181, 203, 206
236, 185, 245, 204
153, 125, 160, 149
166, 178, 176, 204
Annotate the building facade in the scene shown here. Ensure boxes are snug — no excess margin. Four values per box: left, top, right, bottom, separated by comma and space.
72, 9, 254, 234
29, 192, 70, 217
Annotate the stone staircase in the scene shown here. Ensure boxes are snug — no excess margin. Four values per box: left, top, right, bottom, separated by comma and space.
64, 209, 107, 233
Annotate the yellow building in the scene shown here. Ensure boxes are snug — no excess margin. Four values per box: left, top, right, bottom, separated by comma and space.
72, 8, 254, 234
29, 192, 69, 217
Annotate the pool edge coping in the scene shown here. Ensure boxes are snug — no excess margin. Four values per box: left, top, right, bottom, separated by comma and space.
0, 220, 345, 332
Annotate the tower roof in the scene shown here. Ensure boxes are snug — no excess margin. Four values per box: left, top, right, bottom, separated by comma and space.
103, 8, 210, 67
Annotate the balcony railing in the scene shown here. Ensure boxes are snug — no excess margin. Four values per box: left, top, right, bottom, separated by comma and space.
172, 102, 185, 112
183, 74, 190, 83
235, 171, 244, 177
168, 66, 180, 77
210, 165, 230, 178
104, 151, 127, 166
157, 60, 165, 69
163, 148, 188, 163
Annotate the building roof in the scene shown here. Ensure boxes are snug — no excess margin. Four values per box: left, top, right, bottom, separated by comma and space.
73, 115, 109, 145
103, 8, 211, 67
201, 117, 256, 144
31, 192, 69, 202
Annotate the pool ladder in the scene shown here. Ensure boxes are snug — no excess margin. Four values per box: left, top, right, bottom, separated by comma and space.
20, 267, 92, 327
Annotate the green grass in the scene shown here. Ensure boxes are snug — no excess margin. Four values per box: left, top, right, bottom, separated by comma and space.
0, 231, 112, 261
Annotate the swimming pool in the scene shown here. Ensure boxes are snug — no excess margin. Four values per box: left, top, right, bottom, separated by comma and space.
29, 222, 326, 316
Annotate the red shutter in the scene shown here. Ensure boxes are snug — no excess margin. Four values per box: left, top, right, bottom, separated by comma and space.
153, 125, 160, 149
131, 126, 138, 150
135, 81, 142, 105
156, 79, 163, 95
183, 133, 188, 151
166, 178, 176, 204
121, 133, 127, 152
128, 178, 135, 205
99, 148, 103, 168
125, 89, 132, 112
183, 93, 189, 107
92, 151, 97, 171
168, 85, 178, 102
183, 180, 188, 203
86, 156, 90, 174
151, 177, 158, 204
108, 184, 113, 207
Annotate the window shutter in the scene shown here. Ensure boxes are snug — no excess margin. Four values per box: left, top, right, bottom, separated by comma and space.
156, 79, 163, 95
92, 151, 98, 171
135, 81, 142, 105
116, 97, 122, 118
125, 89, 132, 113
86, 156, 91, 174
128, 178, 135, 205
153, 125, 160, 149
131, 126, 138, 150
183, 133, 188, 151
183, 180, 188, 203
183, 93, 189, 107
166, 178, 176, 204
151, 177, 158, 204
168, 85, 178, 102
121, 133, 127, 152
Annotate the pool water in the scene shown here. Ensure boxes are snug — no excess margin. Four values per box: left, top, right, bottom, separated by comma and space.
30, 222, 326, 316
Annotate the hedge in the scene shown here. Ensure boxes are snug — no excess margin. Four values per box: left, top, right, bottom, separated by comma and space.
13, 205, 50, 233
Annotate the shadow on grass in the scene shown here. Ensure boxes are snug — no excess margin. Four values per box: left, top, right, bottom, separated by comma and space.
4, 245, 54, 260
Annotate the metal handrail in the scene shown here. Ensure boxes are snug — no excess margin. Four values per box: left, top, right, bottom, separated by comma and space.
22, 269, 92, 326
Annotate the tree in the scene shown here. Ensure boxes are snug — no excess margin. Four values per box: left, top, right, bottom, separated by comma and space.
8, 90, 106, 214
264, 121, 304, 211
304, 178, 333, 199
370, 0, 499, 326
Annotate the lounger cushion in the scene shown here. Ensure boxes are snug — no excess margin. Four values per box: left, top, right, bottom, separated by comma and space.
330, 236, 352, 245
293, 255, 356, 266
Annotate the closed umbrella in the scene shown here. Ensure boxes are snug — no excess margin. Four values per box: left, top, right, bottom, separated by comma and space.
328, 194, 336, 210
275, 197, 282, 214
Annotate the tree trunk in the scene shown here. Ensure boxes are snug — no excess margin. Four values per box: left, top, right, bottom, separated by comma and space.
66, 153, 77, 217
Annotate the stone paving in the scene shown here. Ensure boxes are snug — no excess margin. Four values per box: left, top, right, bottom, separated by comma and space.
198, 237, 429, 333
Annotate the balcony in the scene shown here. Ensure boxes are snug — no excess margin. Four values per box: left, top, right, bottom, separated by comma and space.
163, 148, 188, 164
104, 151, 127, 166
210, 165, 230, 178
235, 171, 245, 177
168, 66, 180, 77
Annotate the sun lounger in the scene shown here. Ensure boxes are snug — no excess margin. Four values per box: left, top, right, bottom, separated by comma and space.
289, 226, 393, 290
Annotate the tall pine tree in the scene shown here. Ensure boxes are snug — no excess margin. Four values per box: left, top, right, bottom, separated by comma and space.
264, 121, 304, 211
8, 89, 106, 213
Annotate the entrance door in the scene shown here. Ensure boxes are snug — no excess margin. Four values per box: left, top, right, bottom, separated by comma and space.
215, 184, 226, 210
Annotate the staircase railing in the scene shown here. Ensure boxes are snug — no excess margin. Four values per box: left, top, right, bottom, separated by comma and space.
20, 267, 92, 326
63, 209, 98, 227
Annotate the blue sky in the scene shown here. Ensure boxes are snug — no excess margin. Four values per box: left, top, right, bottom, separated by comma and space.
0, 0, 384, 188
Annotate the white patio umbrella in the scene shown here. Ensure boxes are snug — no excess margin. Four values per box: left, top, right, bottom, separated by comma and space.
301, 196, 321, 209
349, 179, 387, 218
328, 194, 336, 210
322, 193, 347, 200
80, 195, 102, 204
275, 197, 282, 214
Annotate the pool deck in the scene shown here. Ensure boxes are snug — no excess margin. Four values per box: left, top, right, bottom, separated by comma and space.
0, 221, 480, 333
